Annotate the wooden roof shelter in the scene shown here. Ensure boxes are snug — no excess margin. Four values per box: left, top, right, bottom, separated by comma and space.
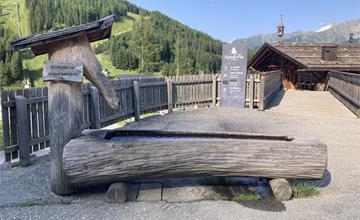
249, 42, 360, 90
249, 42, 360, 72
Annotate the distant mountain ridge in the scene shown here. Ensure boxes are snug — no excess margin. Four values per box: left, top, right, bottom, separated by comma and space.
235, 19, 360, 50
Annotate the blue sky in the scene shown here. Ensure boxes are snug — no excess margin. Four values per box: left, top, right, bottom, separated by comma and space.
130, 0, 360, 42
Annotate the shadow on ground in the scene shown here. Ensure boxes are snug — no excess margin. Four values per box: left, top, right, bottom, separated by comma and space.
266, 90, 285, 110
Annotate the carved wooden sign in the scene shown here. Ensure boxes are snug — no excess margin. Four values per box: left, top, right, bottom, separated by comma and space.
43, 61, 84, 82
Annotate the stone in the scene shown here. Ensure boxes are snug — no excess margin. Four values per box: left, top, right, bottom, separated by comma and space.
269, 178, 292, 201
105, 182, 127, 203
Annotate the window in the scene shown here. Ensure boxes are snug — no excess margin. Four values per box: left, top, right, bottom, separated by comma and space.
321, 46, 337, 61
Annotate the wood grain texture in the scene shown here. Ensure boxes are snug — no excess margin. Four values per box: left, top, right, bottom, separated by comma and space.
63, 131, 327, 187
49, 34, 118, 110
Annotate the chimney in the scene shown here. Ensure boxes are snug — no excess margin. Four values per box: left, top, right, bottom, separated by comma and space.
348, 33, 354, 44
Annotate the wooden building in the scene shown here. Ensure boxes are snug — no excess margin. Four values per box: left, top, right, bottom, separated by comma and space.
248, 42, 360, 90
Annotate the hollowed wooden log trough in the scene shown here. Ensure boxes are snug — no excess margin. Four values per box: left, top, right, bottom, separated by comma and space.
63, 130, 327, 187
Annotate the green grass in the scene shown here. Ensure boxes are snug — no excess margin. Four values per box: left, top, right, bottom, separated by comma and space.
232, 193, 262, 202
0, 120, 3, 151
112, 13, 140, 36
1, 0, 31, 36
291, 182, 320, 198
20, 200, 73, 208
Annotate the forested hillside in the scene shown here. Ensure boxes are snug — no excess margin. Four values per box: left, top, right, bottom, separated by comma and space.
0, 26, 23, 87
0, 0, 224, 88
25, 0, 147, 34
96, 12, 223, 75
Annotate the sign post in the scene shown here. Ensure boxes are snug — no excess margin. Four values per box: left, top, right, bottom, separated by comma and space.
220, 43, 248, 108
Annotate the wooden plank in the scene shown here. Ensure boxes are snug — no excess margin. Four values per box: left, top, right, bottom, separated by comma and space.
212, 75, 217, 106
1, 91, 11, 162
43, 87, 49, 148
15, 96, 31, 166
249, 75, 254, 109
90, 87, 101, 129
37, 88, 45, 150
30, 88, 39, 152
133, 81, 140, 121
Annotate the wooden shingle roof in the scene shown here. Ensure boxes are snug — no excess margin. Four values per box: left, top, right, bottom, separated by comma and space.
249, 42, 360, 71
11, 15, 114, 55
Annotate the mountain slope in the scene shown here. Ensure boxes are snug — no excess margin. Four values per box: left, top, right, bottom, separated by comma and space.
236, 19, 360, 50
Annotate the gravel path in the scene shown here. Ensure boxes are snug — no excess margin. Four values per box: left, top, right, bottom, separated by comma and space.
1, 108, 359, 220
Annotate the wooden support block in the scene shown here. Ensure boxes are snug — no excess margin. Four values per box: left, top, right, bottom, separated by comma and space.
269, 178, 292, 201
105, 182, 128, 203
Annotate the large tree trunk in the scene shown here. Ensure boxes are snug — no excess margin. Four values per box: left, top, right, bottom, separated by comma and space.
63, 130, 327, 187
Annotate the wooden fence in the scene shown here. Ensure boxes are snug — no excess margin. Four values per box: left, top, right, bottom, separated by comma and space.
1, 72, 282, 165
327, 71, 360, 117
258, 70, 283, 110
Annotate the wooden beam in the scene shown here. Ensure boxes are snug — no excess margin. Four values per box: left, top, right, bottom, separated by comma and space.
48, 34, 119, 110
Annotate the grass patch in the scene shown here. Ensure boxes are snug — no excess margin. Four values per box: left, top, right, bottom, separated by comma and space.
232, 193, 262, 202
291, 182, 320, 198
20, 200, 73, 208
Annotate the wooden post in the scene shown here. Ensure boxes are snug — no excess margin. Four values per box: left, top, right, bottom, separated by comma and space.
249, 75, 254, 109
259, 74, 266, 111
49, 82, 82, 195
212, 75, 217, 106
45, 60, 85, 195
167, 79, 173, 113
15, 96, 31, 166
90, 86, 101, 129
133, 81, 140, 121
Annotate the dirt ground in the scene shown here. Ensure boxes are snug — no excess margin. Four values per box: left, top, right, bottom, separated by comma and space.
1, 107, 359, 219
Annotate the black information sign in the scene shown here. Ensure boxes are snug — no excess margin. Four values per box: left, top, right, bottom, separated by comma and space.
220, 43, 248, 108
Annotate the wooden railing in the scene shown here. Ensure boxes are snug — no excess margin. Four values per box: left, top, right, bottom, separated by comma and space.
327, 71, 360, 117
1, 72, 280, 165
258, 71, 283, 111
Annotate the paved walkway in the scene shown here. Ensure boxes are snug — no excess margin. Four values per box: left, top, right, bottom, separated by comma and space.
267, 90, 356, 119
1, 107, 359, 219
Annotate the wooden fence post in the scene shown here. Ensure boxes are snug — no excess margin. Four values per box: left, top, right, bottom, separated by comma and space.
15, 96, 31, 167
212, 75, 217, 106
259, 74, 266, 111
249, 75, 254, 109
167, 79, 173, 113
90, 86, 101, 129
133, 81, 141, 121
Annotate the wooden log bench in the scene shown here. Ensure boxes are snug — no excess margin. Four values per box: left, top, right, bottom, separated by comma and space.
62, 130, 327, 187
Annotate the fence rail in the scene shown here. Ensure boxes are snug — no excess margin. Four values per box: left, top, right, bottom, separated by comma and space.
2, 72, 279, 165
327, 71, 360, 117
